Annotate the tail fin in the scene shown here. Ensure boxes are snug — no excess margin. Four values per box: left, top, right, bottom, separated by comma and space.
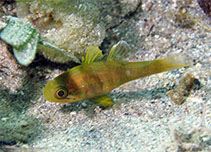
123, 54, 192, 82
159, 54, 191, 71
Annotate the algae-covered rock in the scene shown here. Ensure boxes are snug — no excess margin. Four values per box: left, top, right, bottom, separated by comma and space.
0, 116, 40, 143
16, 0, 105, 63
0, 87, 41, 143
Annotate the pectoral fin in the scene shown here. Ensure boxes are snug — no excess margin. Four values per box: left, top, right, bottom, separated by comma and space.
107, 40, 130, 62
90, 95, 114, 107
82, 46, 104, 64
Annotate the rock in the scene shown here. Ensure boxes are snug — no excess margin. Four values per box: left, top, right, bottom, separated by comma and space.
198, 0, 211, 17
0, 40, 26, 92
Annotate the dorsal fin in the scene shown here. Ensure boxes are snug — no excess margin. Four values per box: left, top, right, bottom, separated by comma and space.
106, 40, 130, 62
82, 46, 104, 64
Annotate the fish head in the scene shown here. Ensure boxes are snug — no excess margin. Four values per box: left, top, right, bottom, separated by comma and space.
43, 79, 80, 103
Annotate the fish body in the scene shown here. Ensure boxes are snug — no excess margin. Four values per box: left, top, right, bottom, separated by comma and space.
43, 41, 189, 106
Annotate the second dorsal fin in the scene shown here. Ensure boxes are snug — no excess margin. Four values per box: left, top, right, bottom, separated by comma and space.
82, 46, 104, 64
106, 40, 130, 62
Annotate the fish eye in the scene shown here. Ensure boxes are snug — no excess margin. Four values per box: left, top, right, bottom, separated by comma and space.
55, 87, 68, 99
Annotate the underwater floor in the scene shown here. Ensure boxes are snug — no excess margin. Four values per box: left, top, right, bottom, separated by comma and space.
0, 0, 211, 151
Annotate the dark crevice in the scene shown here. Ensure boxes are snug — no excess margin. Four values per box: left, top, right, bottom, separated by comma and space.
106, 2, 142, 31
100, 2, 142, 51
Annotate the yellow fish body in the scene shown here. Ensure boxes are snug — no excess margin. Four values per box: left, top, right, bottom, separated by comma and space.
43, 41, 189, 107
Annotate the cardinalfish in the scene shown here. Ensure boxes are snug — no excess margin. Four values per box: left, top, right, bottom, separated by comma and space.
43, 41, 189, 107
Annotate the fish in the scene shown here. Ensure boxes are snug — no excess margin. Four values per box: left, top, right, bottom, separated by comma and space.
43, 41, 189, 107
